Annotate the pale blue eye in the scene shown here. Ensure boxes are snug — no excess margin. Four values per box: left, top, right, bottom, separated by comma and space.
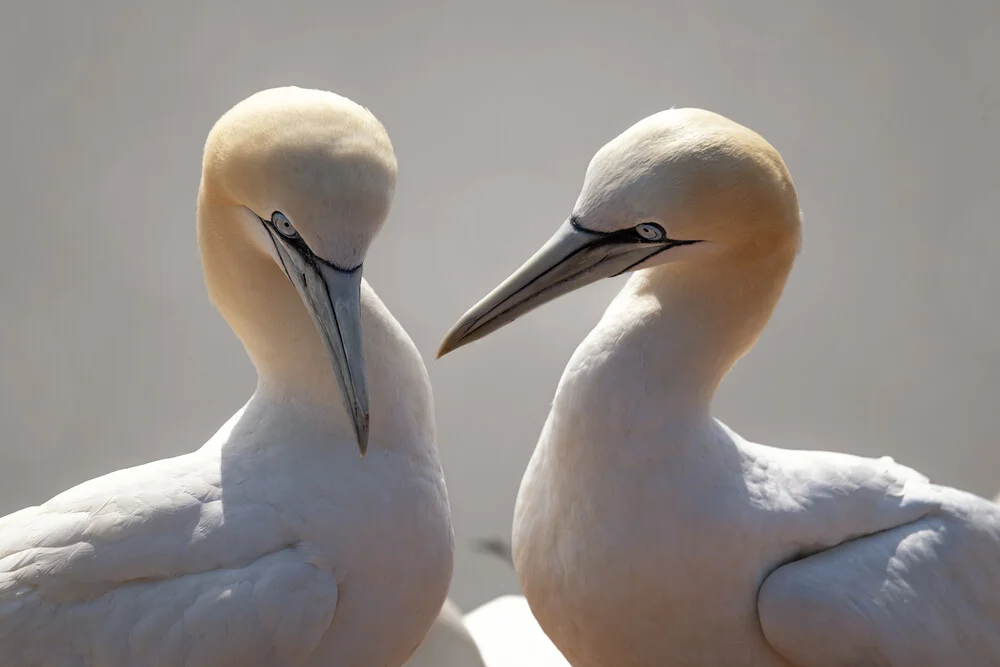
271, 212, 299, 239
635, 222, 666, 241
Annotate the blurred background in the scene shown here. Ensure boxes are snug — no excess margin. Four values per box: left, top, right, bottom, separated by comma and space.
0, 1, 997, 611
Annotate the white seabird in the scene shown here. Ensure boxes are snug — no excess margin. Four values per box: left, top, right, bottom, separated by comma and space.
405, 595, 569, 667
0, 87, 453, 666
464, 539, 570, 666
403, 598, 488, 667
438, 108, 1000, 666
464, 595, 571, 667
406, 542, 568, 667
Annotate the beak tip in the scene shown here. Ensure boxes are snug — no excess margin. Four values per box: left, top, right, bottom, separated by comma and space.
435, 341, 453, 360
436, 321, 476, 360
355, 412, 370, 458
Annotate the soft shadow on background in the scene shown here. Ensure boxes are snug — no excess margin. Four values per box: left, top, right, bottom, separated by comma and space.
0, 1, 997, 610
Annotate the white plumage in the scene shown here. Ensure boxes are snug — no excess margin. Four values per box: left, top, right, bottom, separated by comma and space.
439, 108, 1000, 665
404, 598, 488, 667
0, 87, 453, 666
405, 595, 569, 667
465, 595, 571, 667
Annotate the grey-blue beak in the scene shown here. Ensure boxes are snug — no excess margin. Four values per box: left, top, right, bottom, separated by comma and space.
438, 218, 694, 357
265, 225, 370, 456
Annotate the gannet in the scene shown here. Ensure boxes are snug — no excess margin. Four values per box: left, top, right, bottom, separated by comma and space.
438, 108, 1000, 665
466, 539, 570, 666
406, 595, 569, 667
465, 595, 572, 666
0, 87, 453, 666
403, 598, 487, 667
405, 542, 569, 667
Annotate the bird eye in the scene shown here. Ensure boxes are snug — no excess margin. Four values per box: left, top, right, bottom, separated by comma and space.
635, 222, 666, 241
271, 211, 299, 239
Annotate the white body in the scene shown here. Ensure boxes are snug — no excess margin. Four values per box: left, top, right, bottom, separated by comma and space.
404, 598, 488, 667
465, 595, 571, 667
405, 595, 570, 667
0, 282, 453, 666
514, 273, 1000, 666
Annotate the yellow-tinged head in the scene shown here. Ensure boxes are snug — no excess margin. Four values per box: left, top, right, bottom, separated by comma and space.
437, 108, 801, 358
198, 86, 398, 455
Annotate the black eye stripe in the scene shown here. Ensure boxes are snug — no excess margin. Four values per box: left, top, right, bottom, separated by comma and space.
569, 217, 701, 249
254, 211, 362, 274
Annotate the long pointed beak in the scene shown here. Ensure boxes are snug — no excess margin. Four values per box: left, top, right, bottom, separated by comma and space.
437, 219, 686, 358
267, 229, 370, 456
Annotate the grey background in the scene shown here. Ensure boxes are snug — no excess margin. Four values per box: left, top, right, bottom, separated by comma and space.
1, 1, 997, 611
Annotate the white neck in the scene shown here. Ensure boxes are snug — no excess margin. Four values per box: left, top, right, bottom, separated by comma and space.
196, 191, 436, 451
552, 242, 797, 447
198, 194, 342, 403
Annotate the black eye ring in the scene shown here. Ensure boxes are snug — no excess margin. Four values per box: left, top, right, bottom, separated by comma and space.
635, 222, 666, 242
271, 211, 299, 239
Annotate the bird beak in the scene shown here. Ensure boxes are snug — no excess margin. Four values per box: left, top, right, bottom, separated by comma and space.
438, 218, 690, 357
266, 228, 370, 456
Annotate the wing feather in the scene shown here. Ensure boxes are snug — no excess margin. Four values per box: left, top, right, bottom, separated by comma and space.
759, 489, 1000, 666
0, 544, 338, 666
